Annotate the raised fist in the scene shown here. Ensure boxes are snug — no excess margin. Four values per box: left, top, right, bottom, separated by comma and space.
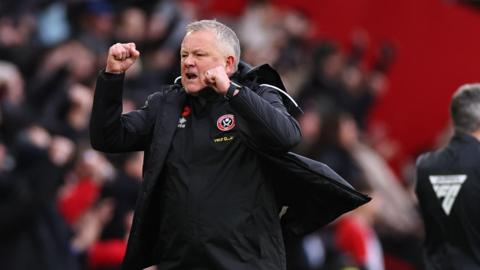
105, 42, 140, 74
204, 65, 230, 94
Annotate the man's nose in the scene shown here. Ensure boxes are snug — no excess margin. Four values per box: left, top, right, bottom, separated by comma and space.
183, 55, 195, 66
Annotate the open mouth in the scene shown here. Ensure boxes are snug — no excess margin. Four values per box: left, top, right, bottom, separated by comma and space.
185, 72, 198, 80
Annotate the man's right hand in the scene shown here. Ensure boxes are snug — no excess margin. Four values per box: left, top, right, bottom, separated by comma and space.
105, 43, 140, 74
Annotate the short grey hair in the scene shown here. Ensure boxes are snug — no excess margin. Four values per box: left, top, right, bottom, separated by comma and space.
451, 83, 480, 133
185, 20, 241, 70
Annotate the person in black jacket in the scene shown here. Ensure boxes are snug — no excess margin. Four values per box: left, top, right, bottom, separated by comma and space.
416, 83, 480, 270
90, 19, 369, 270
91, 19, 302, 270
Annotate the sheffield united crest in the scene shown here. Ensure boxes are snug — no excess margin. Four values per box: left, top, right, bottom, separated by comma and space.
217, 114, 235, 131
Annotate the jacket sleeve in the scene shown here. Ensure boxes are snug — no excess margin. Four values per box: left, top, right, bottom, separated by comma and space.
90, 71, 156, 153
228, 84, 302, 153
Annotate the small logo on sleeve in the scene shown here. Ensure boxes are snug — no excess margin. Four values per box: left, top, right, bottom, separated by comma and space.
216, 114, 235, 131
177, 105, 191, 128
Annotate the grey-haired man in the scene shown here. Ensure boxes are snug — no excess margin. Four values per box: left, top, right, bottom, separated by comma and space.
91, 19, 368, 270
416, 83, 480, 270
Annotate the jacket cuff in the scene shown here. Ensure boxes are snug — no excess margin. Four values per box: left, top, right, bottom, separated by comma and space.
95, 70, 125, 104
99, 69, 126, 81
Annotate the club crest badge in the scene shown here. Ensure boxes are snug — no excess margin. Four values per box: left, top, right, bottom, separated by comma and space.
217, 114, 235, 131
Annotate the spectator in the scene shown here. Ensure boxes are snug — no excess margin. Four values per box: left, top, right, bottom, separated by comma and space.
0, 125, 78, 270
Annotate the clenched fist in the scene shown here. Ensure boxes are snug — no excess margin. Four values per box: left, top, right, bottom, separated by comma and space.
204, 66, 231, 95
105, 43, 140, 74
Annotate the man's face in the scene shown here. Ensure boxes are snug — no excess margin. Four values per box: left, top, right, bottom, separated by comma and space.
180, 30, 233, 94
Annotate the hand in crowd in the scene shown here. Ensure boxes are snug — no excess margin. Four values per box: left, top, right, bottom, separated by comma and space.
21, 125, 75, 167
0, 61, 25, 105
71, 199, 115, 253
69, 149, 115, 185
40, 41, 96, 81
79, 150, 115, 184
67, 83, 93, 130
25, 125, 51, 149
0, 15, 35, 47
106, 43, 140, 74
49, 136, 75, 167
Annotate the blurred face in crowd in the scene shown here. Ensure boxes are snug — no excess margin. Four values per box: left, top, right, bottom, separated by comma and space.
180, 29, 235, 94
116, 7, 146, 42
338, 114, 359, 149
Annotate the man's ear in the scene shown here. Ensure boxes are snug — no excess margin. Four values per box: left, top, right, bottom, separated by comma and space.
225, 55, 236, 76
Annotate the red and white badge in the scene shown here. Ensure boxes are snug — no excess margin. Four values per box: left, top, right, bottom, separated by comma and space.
217, 114, 236, 131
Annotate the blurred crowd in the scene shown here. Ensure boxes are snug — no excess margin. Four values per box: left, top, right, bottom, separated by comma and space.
0, 0, 425, 269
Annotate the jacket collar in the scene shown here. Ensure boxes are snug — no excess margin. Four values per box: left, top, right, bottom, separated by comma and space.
451, 131, 480, 145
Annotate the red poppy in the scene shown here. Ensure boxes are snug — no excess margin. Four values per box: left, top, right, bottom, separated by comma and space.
181, 105, 192, 117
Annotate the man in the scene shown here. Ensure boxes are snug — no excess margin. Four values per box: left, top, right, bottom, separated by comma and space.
91, 20, 369, 270
416, 83, 480, 269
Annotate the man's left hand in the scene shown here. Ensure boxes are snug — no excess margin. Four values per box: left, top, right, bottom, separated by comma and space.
204, 66, 230, 95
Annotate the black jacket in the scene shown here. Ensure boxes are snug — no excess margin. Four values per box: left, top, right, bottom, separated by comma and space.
416, 132, 480, 270
90, 66, 369, 270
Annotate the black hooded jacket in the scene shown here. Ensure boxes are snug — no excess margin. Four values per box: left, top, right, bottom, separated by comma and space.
90, 63, 369, 270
